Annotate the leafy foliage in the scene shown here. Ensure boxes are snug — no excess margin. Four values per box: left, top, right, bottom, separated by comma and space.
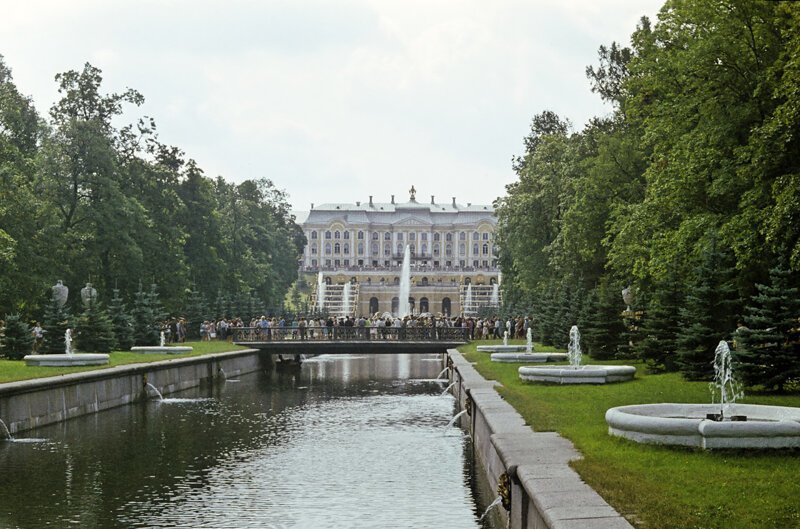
1, 313, 34, 360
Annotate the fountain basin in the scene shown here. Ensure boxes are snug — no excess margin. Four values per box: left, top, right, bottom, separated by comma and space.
23, 354, 110, 366
519, 365, 636, 384
491, 352, 567, 363
130, 346, 193, 354
606, 403, 800, 449
476, 345, 526, 353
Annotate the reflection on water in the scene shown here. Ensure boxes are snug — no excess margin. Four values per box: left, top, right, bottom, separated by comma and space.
0, 353, 495, 528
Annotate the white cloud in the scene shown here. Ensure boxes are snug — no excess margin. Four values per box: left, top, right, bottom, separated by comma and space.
0, 0, 663, 209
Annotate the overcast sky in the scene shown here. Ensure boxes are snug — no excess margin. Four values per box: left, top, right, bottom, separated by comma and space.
1, 0, 663, 213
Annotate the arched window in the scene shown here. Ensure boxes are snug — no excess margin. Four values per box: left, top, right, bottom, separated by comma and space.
464, 277, 471, 285
325, 277, 332, 285
311, 231, 318, 239
473, 232, 479, 241
459, 232, 466, 240
391, 297, 399, 314
343, 243, 349, 254
483, 232, 490, 240
482, 244, 489, 255
396, 243, 402, 255
369, 297, 380, 315
357, 231, 364, 240
420, 297, 429, 313
433, 233, 441, 242
408, 297, 416, 313
325, 231, 332, 239
344, 231, 350, 240
433, 243, 440, 257
409, 244, 415, 255
459, 243, 466, 256
446, 233, 453, 242
334, 231, 341, 239
490, 277, 497, 285
473, 243, 479, 255
372, 232, 379, 240
384, 245, 391, 256
334, 243, 341, 254
421, 233, 428, 241
421, 277, 429, 286
441, 297, 451, 316
394, 277, 400, 284
397, 233, 404, 241
325, 243, 332, 255
446, 244, 452, 256
409, 232, 416, 241
371, 242, 379, 256
357, 242, 364, 255
384, 232, 391, 240
311, 244, 318, 255
421, 243, 428, 255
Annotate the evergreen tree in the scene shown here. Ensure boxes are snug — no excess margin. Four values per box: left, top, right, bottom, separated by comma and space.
108, 289, 134, 350
148, 283, 167, 324
1, 313, 34, 360
75, 300, 117, 353
534, 286, 557, 346
636, 274, 684, 372
131, 283, 158, 345
676, 242, 741, 380
736, 264, 800, 391
582, 277, 626, 360
41, 294, 72, 354
183, 285, 207, 339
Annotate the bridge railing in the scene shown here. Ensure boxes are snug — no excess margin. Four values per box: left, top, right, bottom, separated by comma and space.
232, 326, 469, 343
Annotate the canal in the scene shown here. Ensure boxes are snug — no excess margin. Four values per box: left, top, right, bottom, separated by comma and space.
0, 353, 498, 528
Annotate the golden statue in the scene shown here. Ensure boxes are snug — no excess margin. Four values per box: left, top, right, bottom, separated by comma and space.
409, 185, 416, 201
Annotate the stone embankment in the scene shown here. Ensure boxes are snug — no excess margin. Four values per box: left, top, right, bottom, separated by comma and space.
448, 349, 633, 529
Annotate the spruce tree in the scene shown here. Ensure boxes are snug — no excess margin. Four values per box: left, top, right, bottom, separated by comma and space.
582, 277, 626, 360
108, 289, 134, 350
75, 300, 117, 353
636, 274, 684, 372
41, 294, 72, 354
1, 313, 34, 360
736, 264, 800, 391
131, 283, 158, 346
676, 241, 741, 380
183, 285, 208, 339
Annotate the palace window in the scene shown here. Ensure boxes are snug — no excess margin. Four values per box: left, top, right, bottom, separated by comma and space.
344, 231, 350, 240
433, 233, 440, 242
459, 243, 465, 256
343, 243, 350, 254
483, 232, 489, 240
310, 231, 317, 239
482, 244, 489, 255
445, 233, 453, 242
384, 232, 391, 240
397, 233, 403, 241
446, 244, 452, 256
358, 231, 364, 240
334, 231, 341, 239
409, 232, 416, 241
357, 242, 364, 255
459, 232, 466, 241
473, 243, 479, 254
371, 242, 379, 256
421, 233, 428, 241
325, 231, 331, 239
325, 243, 332, 255
334, 243, 341, 254
473, 232, 479, 241
372, 232, 379, 240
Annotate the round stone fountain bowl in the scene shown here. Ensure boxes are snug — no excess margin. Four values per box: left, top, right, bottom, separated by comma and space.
23, 353, 109, 366
130, 346, 193, 354
606, 403, 800, 449
491, 352, 568, 363
476, 344, 527, 353
519, 365, 636, 384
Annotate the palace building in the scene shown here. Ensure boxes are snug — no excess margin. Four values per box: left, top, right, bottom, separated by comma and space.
300, 186, 501, 317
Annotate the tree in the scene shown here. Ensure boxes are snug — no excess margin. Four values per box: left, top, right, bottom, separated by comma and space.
75, 300, 117, 353
131, 283, 158, 346
182, 285, 207, 340
107, 289, 134, 350
40, 295, 72, 354
0, 313, 34, 360
676, 241, 741, 380
736, 263, 800, 391
636, 272, 685, 372
582, 278, 627, 360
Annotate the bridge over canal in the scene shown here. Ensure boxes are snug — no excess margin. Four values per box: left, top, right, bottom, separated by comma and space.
232, 327, 469, 355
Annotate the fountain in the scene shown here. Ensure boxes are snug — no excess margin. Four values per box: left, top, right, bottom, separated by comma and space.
440, 382, 457, 396
518, 325, 635, 383
145, 382, 164, 401
24, 328, 110, 366
131, 329, 193, 354
436, 367, 450, 380
489, 283, 499, 307
447, 409, 468, 428
606, 340, 800, 449
342, 281, 352, 317
0, 418, 12, 440
397, 244, 411, 317
317, 271, 326, 313
526, 327, 533, 353
481, 321, 569, 361
503, 331, 508, 347
464, 283, 473, 315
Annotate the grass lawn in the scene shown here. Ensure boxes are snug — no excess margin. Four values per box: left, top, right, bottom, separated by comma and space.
0, 340, 248, 384
462, 340, 800, 529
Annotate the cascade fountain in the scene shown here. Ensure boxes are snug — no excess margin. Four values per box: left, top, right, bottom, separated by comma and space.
464, 283, 473, 315
342, 281, 352, 317
0, 418, 12, 440
518, 325, 635, 383
447, 410, 468, 428
436, 367, 450, 380
397, 244, 411, 317
317, 271, 326, 313
440, 382, 457, 396
145, 382, 165, 401
24, 329, 110, 366
606, 340, 800, 449
526, 327, 533, 353
489, 283, 499, 306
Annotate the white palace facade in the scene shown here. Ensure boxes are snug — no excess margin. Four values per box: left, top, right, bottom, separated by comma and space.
301, 187, 501, 318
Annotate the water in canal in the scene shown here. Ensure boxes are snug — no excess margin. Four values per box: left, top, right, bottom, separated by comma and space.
0, 353, 499, 528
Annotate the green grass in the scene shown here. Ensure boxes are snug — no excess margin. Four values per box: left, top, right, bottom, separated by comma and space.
462, 340, 800, 529
0, 341, 248, 384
